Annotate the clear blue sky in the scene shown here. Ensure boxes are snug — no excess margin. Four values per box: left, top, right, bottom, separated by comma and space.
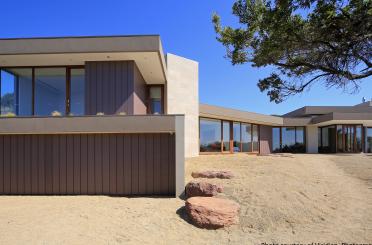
1, 0, 371, 115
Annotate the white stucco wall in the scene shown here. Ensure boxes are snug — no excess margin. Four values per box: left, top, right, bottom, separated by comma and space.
166, 53, 199, 158
306, 126, 319, 153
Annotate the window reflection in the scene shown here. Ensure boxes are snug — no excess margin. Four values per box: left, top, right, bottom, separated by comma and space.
200, 118, 221, 152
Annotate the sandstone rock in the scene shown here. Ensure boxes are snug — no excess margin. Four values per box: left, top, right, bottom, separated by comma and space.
185, 197, 240, 229
191, 170, 234, 179
185, 181, 223, 197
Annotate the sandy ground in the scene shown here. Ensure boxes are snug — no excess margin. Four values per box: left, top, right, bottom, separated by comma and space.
1, 154, 372, 244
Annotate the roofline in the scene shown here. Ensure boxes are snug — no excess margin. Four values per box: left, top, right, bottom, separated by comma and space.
0, 34, 161, 41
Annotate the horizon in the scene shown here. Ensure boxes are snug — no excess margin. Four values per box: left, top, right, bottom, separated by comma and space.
1, 0, 371, 115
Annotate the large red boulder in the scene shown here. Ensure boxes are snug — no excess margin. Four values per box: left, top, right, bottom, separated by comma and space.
191, 170, 234, 179
185, 197, 240, 229
185, 181, 223, 197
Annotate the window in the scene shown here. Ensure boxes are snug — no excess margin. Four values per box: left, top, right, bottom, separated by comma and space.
241, 123, 252, 152
70, 69, 85, 115
356, 125, 362, 152
272, 127, 281, 153
222, 121, 230, 152
337, 125, 343, 152
319, 126, 336, 153
199, 118, 221, 152
366, 128, 372, 153
252, 125, 259, 152
233, 122, 241, 152
149, 86, 162, 114
0, 68, 32, 116
34, 68, 66, 116
273, 126, 305, 153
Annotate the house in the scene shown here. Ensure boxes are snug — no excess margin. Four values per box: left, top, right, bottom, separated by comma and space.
0, 35, 371, 196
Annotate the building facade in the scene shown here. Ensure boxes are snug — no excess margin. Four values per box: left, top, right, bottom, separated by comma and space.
0, 35, 371, 196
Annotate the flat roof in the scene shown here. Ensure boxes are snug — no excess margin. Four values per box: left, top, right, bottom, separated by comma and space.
0, 35, 167, 84
284, 105, 372, 117
199, 104, 283, 126
312, 112, 372, 125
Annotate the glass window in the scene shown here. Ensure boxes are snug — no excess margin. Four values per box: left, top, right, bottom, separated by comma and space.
222, 121, 230, 152
366, 128, 372, 153
242, 123, 252, 152
320, 126, 336, 153
70, 69, 85, 116
200, 118, 221, 152
35, 68, 66, 116
149, 86, 162, 114
1, 68, 33, 116
337, 125, 343, 152
272, 127, 281, 153
252, 125, 259, 152
282, 127, 296, 152
356, 126, 362, 152
233, 122, 241, 152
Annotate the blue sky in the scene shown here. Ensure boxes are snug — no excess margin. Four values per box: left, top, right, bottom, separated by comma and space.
1, 0, 371, 115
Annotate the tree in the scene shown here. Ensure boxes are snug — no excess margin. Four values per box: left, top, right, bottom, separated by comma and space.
212, 0, 372, 103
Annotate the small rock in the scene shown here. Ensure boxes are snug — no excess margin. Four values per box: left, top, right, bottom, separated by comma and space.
191, 170, 234, 179
185, 181, 223, 197
185, 197, 240, 229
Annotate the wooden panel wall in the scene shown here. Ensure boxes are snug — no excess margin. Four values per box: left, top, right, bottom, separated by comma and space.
0, 133, 175, 196
259, 125, 272, 155
85, 61, 148, 115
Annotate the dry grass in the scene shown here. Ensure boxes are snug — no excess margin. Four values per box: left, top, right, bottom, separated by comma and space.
0, 154, 372, 244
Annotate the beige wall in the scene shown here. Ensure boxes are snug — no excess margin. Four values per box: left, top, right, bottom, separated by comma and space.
166, 53, 199, 157
306, 126, 319, 153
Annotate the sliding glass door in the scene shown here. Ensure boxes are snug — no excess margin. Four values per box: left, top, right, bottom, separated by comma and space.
320, 125, 363, 153
366, 128, 372, 153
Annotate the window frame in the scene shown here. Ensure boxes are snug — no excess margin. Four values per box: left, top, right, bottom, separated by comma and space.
0, 65, 84, 116
272, 126, 306, 153
147, 85, 164, 115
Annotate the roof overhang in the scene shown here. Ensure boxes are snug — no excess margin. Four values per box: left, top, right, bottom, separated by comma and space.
312, 113, 372, 126
0, 35, 167, 84
199, 104, 283, 126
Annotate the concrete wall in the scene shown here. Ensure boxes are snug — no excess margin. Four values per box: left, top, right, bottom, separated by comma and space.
306, 126, 318, 153
166, 53, 199, 157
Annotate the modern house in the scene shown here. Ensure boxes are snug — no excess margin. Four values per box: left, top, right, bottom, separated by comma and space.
0, 35, 371, 196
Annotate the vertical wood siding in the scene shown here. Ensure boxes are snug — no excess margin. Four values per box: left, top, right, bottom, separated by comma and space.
259, 125, 272, 154
85, 61, 147, 115
0, 133, 175, 196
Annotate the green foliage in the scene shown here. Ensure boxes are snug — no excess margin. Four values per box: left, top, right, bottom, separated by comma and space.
213, 0, 372, 103
0, 112, 16, 117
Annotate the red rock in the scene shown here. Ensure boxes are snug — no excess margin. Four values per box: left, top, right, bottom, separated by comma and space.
185, 181, 223, 197
185, 197, 240, 229
191, 170, 234, 179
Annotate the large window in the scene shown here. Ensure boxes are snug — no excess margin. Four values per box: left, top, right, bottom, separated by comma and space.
0, 67, 85, 117
233, 122, 241, 152
273, 126, 305, 153
272, 127, 281, 153
200, 118, 221, 152
35, 68, 66, 116
1, 68, 32, 115
241, 123, 252, 152
319, 125, 363, 153
199, 118, 260, 153
222, 121, 230, 152
366, 128, 372, 153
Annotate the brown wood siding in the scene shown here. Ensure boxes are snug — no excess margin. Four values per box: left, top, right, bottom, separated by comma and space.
0, 133, 175, 196
85, 61, 147, 115
259, 125, 272, 154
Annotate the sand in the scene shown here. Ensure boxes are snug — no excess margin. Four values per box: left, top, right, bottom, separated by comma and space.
0, 154, 372, 244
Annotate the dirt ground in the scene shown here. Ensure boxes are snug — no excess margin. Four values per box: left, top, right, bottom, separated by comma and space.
0, 154, 372, 244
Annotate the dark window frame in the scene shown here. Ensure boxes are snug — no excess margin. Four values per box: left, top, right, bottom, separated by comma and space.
0, 65, 84, 116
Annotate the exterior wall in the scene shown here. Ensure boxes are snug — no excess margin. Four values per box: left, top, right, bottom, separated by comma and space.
0, 133, 175, 196
166, 53, 199, 157
306, 126, 319, 153
259, 125, 272, 154
85, 61, 147, 115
